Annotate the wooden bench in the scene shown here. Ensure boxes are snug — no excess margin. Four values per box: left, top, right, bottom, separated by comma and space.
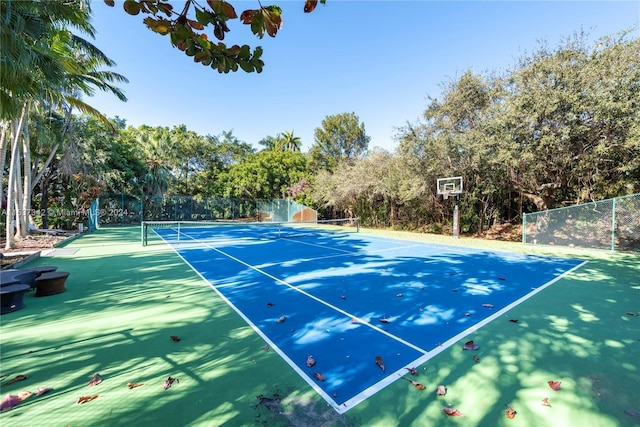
1, 283, 31, 314
35, 271, 70, 297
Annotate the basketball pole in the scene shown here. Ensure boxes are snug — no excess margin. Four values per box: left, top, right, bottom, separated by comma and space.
452, 194, 460, 238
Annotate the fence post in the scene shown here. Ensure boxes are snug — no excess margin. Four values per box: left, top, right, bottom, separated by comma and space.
611, 197, 617, 251
522, 213, 526, 244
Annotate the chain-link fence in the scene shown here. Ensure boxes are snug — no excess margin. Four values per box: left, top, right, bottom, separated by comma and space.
256, 199, 317, 222
522, 193, 640, 252
95, 195, 317, 227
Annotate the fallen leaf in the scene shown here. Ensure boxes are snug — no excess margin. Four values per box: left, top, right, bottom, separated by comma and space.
277, 316, 286, 323
88, 373, 102, 387
509, 319, 519, 323
401, 377, 425, 390
626, 312, 639, 317
170, 335, 181, 342
313, 372, 326, 381
473, 355, 480, 363
262, 344, 269, 351
1, 395, 22, 411
548, 380, 561, 391
436, 385, 447, 396
127, 382, 144, 389
306, 355, 316, 368
482, 303, 494, 309
505, 403, 517, 419
379, 317, 390, 324
2, 375, 28, 386
442, 407, 463, 416
77, 395, 99, 404
17, 391, 32, 401
36, 386, 53, 397
163, 376, 179, 390
541, 397, 552, 407
463, 340, 479, 351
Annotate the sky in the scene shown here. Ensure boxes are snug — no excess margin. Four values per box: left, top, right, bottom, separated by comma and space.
85, 1, 640, 152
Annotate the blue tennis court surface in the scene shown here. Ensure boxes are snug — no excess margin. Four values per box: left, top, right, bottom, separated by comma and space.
152, 224, 586, 413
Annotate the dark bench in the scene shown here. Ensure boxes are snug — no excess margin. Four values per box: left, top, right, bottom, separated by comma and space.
1, 283, 31, 314
1, 266, 58, 290
29, 265, 59, 276
0, 269, 38, 289
35, 271, 70, 297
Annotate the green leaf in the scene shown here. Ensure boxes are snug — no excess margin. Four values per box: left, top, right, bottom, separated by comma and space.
250, 13, 265, 38
238, 59, 254, 73
173, 23, 192, 40
195, 7, 213, 26
123, 0, 141, 15
238, 45, 251, 59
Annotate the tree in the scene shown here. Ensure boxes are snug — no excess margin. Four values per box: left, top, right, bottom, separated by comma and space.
219, 150, 309, 200
0, 0, 95, 121
503, 30, 640, 209
279, 130, 302, 152
309, 112, 370, 172
106, 0, 326, 73
258, 130, 302, 152
2, 0, 128, 247
122, 126, 174, 196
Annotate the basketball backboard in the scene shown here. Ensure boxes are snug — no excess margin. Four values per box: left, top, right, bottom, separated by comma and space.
437, 176, 463, 198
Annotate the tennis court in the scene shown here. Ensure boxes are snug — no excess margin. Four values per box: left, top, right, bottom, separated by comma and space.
150, 221, 586, 413
1, 226, 638, 426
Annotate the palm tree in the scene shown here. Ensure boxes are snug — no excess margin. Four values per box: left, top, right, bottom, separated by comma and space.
137, 128, 173, 196
279, 130, 302, 152
2, 0, 129, 247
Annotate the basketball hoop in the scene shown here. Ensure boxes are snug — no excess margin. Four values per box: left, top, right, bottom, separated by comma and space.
436, 176, 464, 238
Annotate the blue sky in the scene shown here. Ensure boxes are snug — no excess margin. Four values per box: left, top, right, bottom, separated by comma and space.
86, 1, 639, 152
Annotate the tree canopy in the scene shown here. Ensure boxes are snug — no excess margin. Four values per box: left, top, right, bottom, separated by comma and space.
309, 112, 370, 172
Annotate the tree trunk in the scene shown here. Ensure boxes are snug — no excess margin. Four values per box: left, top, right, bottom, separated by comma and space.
4, 104, 28, 249
21, 121, 32, 235
41, 172, 51, 229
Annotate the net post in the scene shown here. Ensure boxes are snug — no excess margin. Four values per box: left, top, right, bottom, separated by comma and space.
356, 218, 360, 233
141, 221, 146, 246
177, 221, 181, 244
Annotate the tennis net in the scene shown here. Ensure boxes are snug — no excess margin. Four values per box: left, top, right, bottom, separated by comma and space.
141, 218, 360, 246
